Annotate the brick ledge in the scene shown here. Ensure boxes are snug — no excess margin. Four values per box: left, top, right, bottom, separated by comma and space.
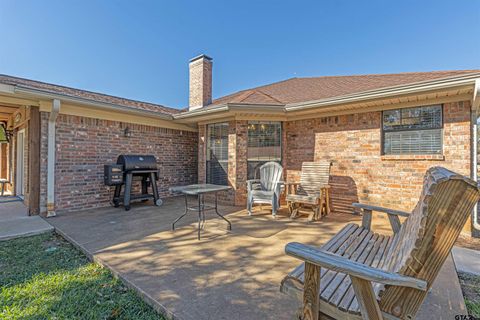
381, 154, 445, 161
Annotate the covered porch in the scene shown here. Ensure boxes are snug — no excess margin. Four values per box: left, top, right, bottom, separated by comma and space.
47, 196, 466, 320
0, 91, 42, 215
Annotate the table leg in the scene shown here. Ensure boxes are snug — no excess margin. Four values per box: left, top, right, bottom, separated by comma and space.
172, 194, 189, 230
214, 192, 232, 230
201, 194, 206, 227
197, 194, 202, 240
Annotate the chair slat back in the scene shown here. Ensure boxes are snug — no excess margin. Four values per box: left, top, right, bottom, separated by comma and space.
299, 162, 331, 195
259, 162, 283, 191
379, 167, 479, 318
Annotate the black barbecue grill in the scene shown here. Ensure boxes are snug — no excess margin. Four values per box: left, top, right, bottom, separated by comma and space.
104, 155, 162, 211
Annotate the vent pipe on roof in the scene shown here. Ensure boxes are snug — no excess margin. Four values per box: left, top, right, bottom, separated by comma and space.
189, 54, 212, 111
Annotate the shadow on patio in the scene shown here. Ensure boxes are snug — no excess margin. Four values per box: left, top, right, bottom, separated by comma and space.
46, 197, 403, 319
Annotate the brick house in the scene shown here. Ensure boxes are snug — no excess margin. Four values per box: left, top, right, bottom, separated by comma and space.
1, 54, 479, 236
0, 77, 198, 215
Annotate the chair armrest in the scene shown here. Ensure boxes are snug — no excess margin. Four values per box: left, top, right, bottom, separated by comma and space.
284, 182, 300, 195
285, 242, 427, 291
247, 179, 261, 191
353, 203, 409, 233
352, 203, 410, 217
274, 180, 284, 190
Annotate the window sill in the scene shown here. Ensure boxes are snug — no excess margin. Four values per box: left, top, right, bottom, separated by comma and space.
381, 154, 445, 161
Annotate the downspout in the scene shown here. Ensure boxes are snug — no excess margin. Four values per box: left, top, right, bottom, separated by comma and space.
471, 80, 480, 233
46, 99, 60, 217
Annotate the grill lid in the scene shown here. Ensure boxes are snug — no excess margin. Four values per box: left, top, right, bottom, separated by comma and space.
117, 155, 157, 171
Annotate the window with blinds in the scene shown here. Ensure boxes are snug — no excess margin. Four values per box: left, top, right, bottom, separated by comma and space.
206, 123, 229, 185
247, 121, 282, 179
382, 105, 443, 155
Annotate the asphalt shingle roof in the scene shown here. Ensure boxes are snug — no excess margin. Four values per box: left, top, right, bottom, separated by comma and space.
0, 74, 180, 115
2, 70, 479, 115
212, 70, 480, 106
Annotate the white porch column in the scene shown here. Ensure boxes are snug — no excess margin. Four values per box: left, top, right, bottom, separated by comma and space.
47, 99, 60, 217
471, 79, 480, 233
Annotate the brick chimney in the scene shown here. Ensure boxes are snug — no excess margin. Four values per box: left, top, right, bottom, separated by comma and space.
189, 54, 212, 111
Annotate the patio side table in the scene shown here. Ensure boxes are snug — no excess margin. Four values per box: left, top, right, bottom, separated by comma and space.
169, 184, 232, 240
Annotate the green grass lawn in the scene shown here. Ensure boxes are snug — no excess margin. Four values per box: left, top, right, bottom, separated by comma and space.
0, 232, 163, 320
458, 272, 480, 318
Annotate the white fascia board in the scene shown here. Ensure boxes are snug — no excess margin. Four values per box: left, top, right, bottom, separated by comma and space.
0, 84, 15, 94
173, 105, 230, 119
227, 103, 286, 112
173, 103, 285, 120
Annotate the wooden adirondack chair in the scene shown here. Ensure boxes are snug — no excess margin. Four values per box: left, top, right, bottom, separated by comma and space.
286, 161, 332, 221
280, 167, 479, 320
247, 162, 283, 216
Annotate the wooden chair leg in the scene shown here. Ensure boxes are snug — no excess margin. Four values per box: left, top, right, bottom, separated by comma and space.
350, 276, 383, 320
319, 197, 326, 220
325, 188, 331, 216
290, 203, 300, 219
301, 262, 321, 320
308, 206, 317, 222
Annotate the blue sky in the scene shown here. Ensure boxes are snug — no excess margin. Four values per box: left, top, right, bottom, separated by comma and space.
0, 0, 479, 108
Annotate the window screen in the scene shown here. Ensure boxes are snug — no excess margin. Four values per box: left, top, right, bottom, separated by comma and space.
206, 123, 229, 185
247, 121, 282, 179
382, 105, 442, 155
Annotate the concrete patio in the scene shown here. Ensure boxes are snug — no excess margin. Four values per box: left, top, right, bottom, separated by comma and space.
0, 199, 53, 241
47, 197, 466, 320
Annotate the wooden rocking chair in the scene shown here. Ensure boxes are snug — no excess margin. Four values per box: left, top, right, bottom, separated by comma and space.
286, 161, 332, 221
280, 167, 479, 320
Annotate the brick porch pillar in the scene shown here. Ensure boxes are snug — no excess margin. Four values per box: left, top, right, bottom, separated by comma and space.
228, 120, 248, 206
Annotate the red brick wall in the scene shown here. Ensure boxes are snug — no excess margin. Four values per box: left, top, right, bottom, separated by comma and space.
285, 101, 471, 214
40, 113, 197, 213
230, 120, 248, 206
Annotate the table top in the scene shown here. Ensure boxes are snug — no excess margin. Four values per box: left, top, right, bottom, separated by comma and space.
169, 184, 232, 195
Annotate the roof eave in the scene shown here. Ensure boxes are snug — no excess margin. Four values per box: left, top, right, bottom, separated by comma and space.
286, 72, 480, 112
173, 104, 230, 119
12, 85, 175, 120
173, 103, 286, 120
